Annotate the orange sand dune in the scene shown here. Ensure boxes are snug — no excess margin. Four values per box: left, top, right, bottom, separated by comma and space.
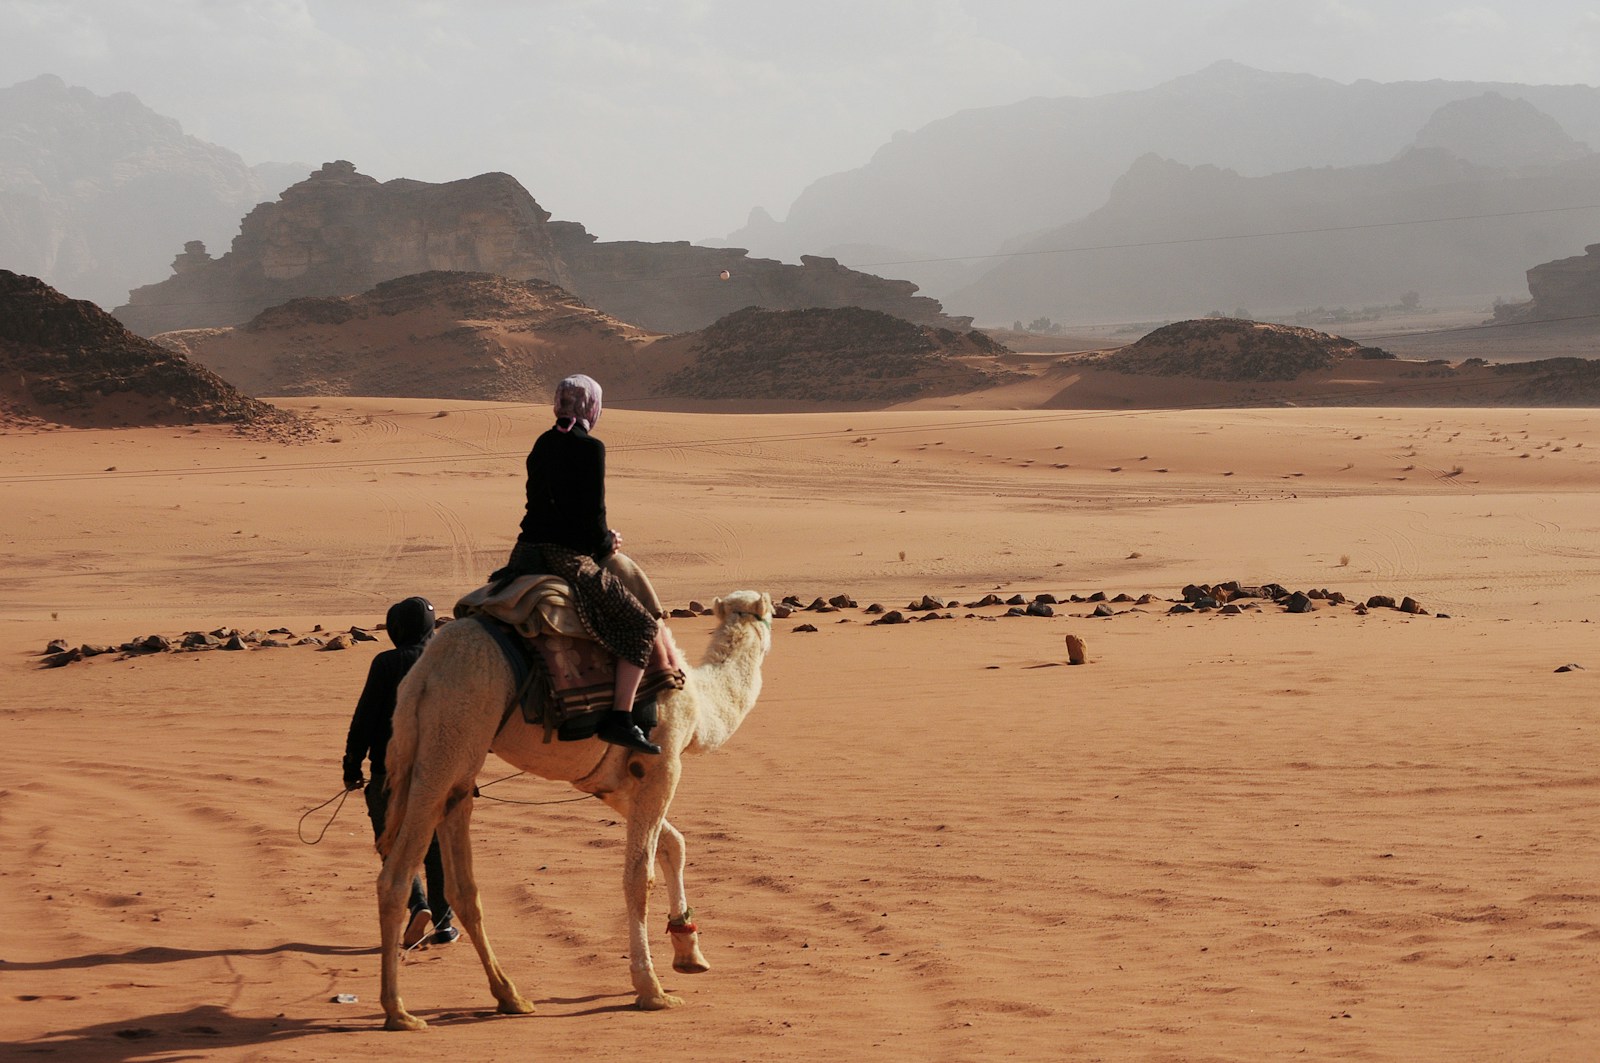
4, 398, 1599, 1061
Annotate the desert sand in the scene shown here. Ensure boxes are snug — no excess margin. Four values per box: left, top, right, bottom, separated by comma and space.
4, 396, 1599, 1062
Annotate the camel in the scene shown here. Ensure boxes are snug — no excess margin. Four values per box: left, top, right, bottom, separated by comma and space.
375, 589, 774, 1031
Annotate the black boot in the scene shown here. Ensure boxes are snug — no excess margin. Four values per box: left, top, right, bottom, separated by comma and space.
598, 711, 660, 755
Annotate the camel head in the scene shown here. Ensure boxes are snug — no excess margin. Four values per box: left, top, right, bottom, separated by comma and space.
711, 590, 773, 656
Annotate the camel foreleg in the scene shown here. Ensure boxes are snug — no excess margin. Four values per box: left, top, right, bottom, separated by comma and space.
616, 756, 684, 1010
656, 820, 710, 974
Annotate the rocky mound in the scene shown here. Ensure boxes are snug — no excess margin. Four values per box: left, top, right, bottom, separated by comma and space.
155, 271, 658, 400
1099, 319, 1392, 381
0, 270, 291, 430
116, 161, 969, 337
661, 306, 1015, 402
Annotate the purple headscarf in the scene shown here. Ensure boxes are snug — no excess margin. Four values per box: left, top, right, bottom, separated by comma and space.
553, 374, 602, 432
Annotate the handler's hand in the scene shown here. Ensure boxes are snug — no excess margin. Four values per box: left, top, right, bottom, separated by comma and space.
607, 529, 624, 549
344, 776, 365, 792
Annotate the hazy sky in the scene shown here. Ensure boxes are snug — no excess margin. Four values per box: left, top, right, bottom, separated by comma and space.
6, 0, 1599, 243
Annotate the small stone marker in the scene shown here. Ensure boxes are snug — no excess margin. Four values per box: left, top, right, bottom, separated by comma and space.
1065, 634, 1088, 665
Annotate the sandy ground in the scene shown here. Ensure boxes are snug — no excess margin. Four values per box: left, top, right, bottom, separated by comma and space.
4, 398, 1599, 1062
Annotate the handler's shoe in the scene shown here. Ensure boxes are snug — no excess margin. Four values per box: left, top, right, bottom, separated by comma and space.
598, 712, 661, 755
403, 908, 433, 949
431, 925, 461, 946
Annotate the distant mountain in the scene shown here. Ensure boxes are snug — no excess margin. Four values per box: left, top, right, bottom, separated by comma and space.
1409, 92, 1591, 170
952, 126, 1600, 325
721, 62, 1600, 300
0, 75, 304, 308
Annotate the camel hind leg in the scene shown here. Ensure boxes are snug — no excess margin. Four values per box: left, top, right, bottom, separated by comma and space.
434, 788, 535, 1016
377, 785, 443, 1032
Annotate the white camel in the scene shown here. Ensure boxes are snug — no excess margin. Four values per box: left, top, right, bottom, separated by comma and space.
375, 589, 774, 1031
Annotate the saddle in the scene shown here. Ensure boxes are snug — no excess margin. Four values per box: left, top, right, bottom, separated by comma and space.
455, 576, 684, 743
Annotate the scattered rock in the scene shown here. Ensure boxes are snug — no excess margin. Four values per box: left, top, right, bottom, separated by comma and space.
1033, 592, 1058, 605
828, 594, 857, 609
1065, 634, 1088, 665
863, 603, 884, 614
687, 600, 708, 614
872, 610, 907, 626
966, 594, 1004, 608
1367, 595, 1397, 609
1004, 594, 1027, 606
40, 647, 83, 668
181, 631, 221, 649
349, 627, 379, 642
320, 634, 354, 651
1554, 663, 1585, 673
793, 623, 818, 633
1285, 591, 1316, 613
772, 604, 793, 619
1399, 596, 1427, 615
296, 636, 325, 647
1168, 603, 1194, 614
222, 635, 248, 650
44, 638, 70, 655
669, 608, 697, 619
1091, 603, 1114, 618
1220, 603, 1242, 615
1026, 601, 1056, 618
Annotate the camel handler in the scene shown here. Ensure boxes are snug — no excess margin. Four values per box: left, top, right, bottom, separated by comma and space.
490, 373, 666, 755
342, 595, 458, 948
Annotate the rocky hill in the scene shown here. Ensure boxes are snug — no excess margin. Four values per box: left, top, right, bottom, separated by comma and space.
659, 306, 1015, 402
116, 162, 968, 337
0, 270, 290, 429
0, 75, 301, 309
1098, 319, 1391, 381
154, 271, 658, 401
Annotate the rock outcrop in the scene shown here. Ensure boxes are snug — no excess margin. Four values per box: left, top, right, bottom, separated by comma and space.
1519, 244, 1600, 321
0, 269, 290, 429
116, 162, 970, 337
118, 162, 573, 336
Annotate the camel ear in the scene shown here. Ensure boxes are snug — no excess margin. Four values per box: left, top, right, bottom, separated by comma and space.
712, 596, 726, 619
760, 592, 772, 617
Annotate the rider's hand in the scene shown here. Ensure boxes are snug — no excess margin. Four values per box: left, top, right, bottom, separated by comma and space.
607, 529, 624, 550
344, 775, 365, 792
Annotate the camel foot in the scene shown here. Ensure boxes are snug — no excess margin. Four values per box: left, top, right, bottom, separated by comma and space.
384, 1011, 428, 1032
496, 995, 537, 1016
673, 957, 711, 974
635, 991, 685, 1011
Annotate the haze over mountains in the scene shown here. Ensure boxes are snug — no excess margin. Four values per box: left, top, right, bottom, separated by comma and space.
0, 74, 308, 309
8, 65, 1600, 333
718, 62, 1600, 319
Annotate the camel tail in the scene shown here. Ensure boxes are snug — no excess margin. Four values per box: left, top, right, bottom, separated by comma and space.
376, 666, 425, 858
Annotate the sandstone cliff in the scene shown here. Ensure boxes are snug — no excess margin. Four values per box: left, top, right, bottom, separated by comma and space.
0, 269, 289, 429
115, 162, 969, 337
1516, 244, 1600, 322
1098, 319, 1392, 381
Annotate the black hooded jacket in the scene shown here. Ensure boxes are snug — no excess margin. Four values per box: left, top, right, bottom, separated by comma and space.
342, 597, 436, 787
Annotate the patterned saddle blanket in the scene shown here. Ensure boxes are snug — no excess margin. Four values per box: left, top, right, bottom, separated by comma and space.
455, 575, 685, 741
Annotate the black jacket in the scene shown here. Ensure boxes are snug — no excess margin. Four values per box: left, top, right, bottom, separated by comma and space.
341, 597, 434, 786
517, 423, 612, 558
